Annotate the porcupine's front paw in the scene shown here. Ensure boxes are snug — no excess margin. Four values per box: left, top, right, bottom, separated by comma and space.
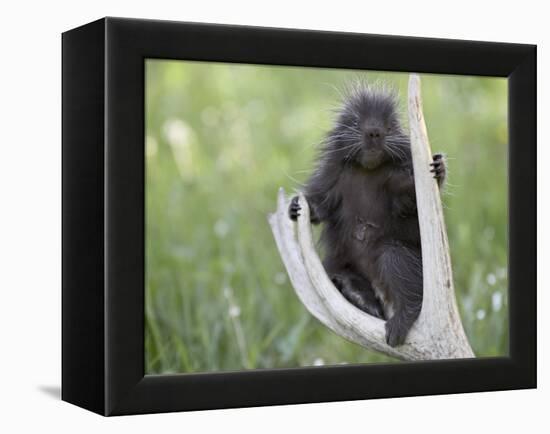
430, 153, 446, 187
288, 196, 301, 221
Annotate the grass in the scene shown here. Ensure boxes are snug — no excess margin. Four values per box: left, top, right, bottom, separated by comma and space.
145, 60, 508, 374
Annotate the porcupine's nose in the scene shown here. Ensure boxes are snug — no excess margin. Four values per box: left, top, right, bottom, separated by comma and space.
364, 126, 385, 149
365, 127, 384, 140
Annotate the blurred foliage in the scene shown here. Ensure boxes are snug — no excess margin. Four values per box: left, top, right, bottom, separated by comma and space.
145, 60, 508, 374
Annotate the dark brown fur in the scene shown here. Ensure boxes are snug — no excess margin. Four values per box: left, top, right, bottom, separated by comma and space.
289, 84, 445, 346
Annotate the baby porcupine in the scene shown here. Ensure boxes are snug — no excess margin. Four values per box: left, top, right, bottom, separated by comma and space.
289, 83, 446, 347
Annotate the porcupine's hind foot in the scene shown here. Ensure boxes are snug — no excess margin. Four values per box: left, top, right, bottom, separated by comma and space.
330, 272, 386, 320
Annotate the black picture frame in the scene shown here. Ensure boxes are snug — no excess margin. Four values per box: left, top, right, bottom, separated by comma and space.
62, 17, 536, 416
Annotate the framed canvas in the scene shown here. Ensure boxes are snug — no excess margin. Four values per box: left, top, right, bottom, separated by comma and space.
62, 17, 536, 416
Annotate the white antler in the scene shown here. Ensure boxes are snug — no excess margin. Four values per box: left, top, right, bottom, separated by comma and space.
267, 74, 474, 360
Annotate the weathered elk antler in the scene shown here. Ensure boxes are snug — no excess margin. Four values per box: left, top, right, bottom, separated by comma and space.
268, 74, 474, 360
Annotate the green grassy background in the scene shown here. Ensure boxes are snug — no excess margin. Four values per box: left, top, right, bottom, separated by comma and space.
145, 60, 508, 374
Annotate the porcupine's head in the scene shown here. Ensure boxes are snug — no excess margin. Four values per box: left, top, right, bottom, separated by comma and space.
325, 82, 410, 170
